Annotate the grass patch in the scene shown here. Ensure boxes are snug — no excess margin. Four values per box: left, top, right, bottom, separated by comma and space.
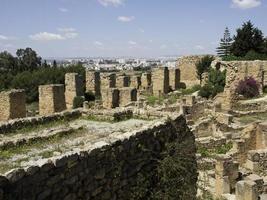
180, 85, 201, 95
82, 115, 115, 123
146, 95, 164, 106
238, 112, 267, 124
197, 142, 233, 158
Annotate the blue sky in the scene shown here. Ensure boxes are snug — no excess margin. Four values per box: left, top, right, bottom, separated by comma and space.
0, 0, 267, 58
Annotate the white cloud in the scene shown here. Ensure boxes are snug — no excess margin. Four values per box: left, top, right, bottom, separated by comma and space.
128, 40, 137, 45
29, 32, 65, 41
118, 16, 135, 22
59, 8, 69, 12
98, 0, 125, 7
231, 0, 261, 9
0, 35, 8, 40
58, 27, 76, 32
94, 41, 103, 46
194, 45, 205, 50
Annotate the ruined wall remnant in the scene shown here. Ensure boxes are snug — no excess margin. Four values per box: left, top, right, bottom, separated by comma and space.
130, 75, 141, 89
39, 84, 66, 116
176, 55, 204, 88
65, 73, 84, 109
119, 87, 137, 107
215, 155, 239, 197
141, 72, 152, 90
116, 75, 130, 88
85, 70, 101, 97
220, 61, 267, 110
0, 115, 197, 200
102, 88, 120, 109
151, 67, 169, 96
0, 89, 26, 121
100, 73, 116, 95
169, 68, 180, 91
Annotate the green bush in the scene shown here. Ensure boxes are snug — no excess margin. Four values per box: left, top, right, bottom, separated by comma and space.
181, 84, 201, 95
73, 96, 84, 109
199, 84, 214, 99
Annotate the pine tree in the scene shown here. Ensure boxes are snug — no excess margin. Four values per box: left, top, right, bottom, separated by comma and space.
216, 27, 233, 57
231, 21, 264, 57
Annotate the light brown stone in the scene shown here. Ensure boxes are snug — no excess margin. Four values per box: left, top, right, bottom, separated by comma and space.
85, 70, 101, 97
0, 89, 26, 121
102, 88, 119, 109
151, 67, 169, 96
169, 68, 180, 90
39, 84, 66, 116
119, 88, 137, 107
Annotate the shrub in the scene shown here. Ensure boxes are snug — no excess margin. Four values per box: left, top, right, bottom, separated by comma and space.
181, 84, 201, 95
73, 96, 84, 109
236, 77, 260, 98
84, 91, 96, 102
196, 55, 214, 83
198, 84, 213, 99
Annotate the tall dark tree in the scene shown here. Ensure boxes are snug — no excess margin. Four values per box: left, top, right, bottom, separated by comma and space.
16, 48, 42, 72
216, 27, 233, 57
52, 60, 57, 68
231, 21, 265, 57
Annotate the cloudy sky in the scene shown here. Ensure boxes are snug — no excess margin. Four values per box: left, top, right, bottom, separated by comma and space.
0, 0, 266, 58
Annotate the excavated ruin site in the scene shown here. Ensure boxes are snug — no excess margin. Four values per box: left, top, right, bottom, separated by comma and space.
2, 56, 267, 200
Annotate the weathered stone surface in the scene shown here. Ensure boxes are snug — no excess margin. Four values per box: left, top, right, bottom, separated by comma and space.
65, 73, 84, 109
169, 68, 180, 90
85, 70, 101, 97
119, 88, 137, 107
0, 89, 26, 121
102, 88, 120, 109
39, 84, 66, 116
151, 67, 169, 96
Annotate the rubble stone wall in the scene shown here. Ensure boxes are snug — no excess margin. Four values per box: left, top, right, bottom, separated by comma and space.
0, 115, 197, 200
65, 73, 84, 109
39, 84, 66, 116
176, 56, 204, 88
141, 72, 151, 90
86, 71, 101, 97
151, 67, 169, 96
116, 75, 130, 88
102, 88, 120, 109
119, 88, 137, 107
0, 90, 26, 121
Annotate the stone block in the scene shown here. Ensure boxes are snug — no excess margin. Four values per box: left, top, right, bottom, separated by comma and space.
141, 72, 151, 90
169, 68, 180, 90
116, 75, 130, 88
65, 73, 84, 109
39, 84, 66, 116
0, 89, 26, 121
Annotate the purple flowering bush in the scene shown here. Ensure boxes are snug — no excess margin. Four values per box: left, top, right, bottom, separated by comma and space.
236, 77, 260, 98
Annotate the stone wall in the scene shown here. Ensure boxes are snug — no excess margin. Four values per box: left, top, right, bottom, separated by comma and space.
169, 68, 180, 90
140, 72, 151, 90
129, 75, 141, 89
119, 88, 137, 107
39, 84, 66, 116
151, 67, 169, 96
219, 61, 267, 110
85, 70, 101, 97
102, 88, 120, 109
0, 115, 197, 200
116, 75, 130, 88
100, 73, 116, 96
65, 73, 84, 109
0, 89, 26, 121
177, 55, 204, 88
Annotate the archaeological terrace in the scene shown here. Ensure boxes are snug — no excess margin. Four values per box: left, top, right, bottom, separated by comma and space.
2, 56, 267, 199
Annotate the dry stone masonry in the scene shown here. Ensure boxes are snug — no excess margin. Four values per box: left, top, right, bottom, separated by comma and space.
119, 87, 137, 107
86, 70, 101, 97
151, 67, 169, 96
39, 84, 66, 116
65, 73, 84, 109
0, 89, 26, 121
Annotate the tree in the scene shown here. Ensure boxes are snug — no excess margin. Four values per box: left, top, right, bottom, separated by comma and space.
52, 60, 57, 68
216, 27, 233, 57
231, 21, 265, 57
0, 51, 17, 73
196, 55, 214, 84
16, 48, 42, 72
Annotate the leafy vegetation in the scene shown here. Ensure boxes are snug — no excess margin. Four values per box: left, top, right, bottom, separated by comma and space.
0, 48, 85, 103
216, 27, 233, 57
73, 96, 85, 109
196, 56, 215, 84
197, 142, 233, 158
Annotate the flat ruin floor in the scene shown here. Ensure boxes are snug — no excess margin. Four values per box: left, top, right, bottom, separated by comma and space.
0, 117, 156, 175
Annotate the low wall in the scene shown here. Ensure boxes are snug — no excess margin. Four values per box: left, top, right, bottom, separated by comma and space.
0, 115, 197, 200
0, 110, 82, 135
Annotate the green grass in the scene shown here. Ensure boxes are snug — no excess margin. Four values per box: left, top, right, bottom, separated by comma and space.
238, 112, 267, 124
146, 95, 164, 106
197, 142, 233, 158
180, 85, 201, 95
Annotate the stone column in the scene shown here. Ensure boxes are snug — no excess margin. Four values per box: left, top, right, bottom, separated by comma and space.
236, 180, 259, 200
141, 72, 152, 90
0, 89, 26, 121
169, 68, 180, 91
130, 75, 141, 89
39, 84, 66, 116
65, 73, 84, 109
